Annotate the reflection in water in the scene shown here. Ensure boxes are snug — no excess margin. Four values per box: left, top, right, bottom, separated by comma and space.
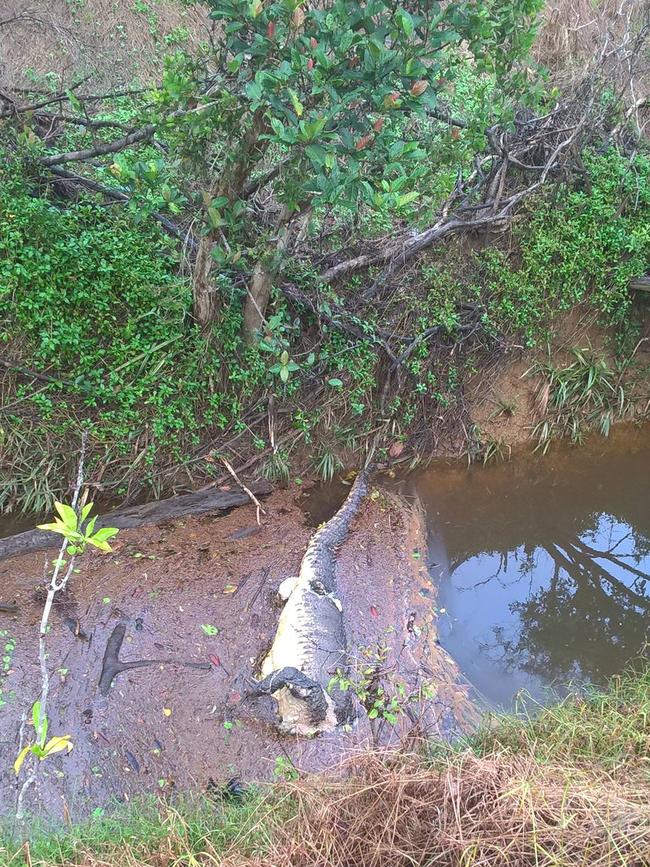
411, 427, 650, 708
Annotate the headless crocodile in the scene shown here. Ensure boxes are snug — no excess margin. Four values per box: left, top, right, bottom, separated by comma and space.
250, 465, 373, 735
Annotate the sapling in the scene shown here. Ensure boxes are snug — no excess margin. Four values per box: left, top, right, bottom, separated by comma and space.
15, 439, 119, 822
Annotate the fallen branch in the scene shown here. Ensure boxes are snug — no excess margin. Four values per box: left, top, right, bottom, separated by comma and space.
0, 481, 272, 562
39, 123, 156, 166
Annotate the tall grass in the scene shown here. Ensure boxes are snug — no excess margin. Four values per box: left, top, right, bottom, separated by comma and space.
528, 346, 632, 452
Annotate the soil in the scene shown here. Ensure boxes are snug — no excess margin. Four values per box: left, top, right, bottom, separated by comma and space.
466, 307, 650, 449
0, 480, 472, 822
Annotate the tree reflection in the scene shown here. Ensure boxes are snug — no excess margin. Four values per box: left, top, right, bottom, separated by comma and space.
497, 517, 649, 683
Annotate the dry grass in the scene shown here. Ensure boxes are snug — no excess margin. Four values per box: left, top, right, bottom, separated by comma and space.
226, 750, 650, 867
535, 0, 645, 69
0, 1, 210, 90
3, 671, 649, 866
534, 0, 649, 134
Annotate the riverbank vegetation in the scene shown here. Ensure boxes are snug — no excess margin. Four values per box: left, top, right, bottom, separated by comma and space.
0, 0, 648, 513
2, 666, 648, 866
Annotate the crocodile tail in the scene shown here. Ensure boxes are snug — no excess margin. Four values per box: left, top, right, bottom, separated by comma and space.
311, 465, 373, 549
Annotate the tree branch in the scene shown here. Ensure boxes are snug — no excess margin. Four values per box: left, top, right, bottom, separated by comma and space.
47, 166, 198, 251
39, 123, 156, 166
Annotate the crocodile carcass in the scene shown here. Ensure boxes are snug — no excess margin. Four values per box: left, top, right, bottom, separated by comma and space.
250, 466, 372, 735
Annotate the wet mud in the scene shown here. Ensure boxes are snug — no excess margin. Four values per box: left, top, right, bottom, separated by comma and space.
0, 482, 470, 821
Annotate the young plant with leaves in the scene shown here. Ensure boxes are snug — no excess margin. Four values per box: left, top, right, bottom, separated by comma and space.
15, 445, 118, 822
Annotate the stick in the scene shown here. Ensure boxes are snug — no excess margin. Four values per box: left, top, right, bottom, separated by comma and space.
220, 457, 266, 525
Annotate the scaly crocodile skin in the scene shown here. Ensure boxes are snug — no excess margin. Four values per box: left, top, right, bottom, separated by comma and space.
254, 466, 372, 734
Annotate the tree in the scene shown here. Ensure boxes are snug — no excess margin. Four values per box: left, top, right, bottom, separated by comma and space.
159, 0, 542, 338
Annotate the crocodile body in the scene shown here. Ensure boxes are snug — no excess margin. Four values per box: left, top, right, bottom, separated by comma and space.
252, 466, 372, 734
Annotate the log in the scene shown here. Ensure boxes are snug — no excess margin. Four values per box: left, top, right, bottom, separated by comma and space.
0, 481, 272, 562
630, 276, 650, 293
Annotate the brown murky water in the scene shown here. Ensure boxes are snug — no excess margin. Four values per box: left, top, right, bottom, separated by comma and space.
408, 425, 650, 708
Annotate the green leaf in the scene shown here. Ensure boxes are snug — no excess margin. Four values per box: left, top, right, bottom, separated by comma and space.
84, 515, 98, 538
87, 527, 119, 552
200, 624, 220, 636
288, 88, 304, 117
396, 191, 419, 207
32, 701, 42, 732
280, 365, 289, 383
91, 527, 119, 543
54, 502, 78, 531
270, 117, 285, 138
37, 519, 69, 537
38, 715, 48, 748
207, 206, 224, 230
80, 502, 94, 523
328, 378, 343, 387
397, 9, 414, 38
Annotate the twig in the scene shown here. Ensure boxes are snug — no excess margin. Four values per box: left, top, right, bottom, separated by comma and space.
46, 167, 197, 250
220, 457, 266, 525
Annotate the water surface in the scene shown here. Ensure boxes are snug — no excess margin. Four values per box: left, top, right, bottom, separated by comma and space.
411, 426, 649, 708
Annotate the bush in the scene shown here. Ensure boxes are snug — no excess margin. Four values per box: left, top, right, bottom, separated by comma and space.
483, 149, 650, 344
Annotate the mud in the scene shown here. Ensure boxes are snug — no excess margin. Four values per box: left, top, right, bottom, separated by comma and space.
0, 482, 470, 821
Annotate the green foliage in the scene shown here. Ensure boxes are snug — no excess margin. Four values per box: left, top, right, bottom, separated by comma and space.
0, 160, 267, 509
37, 501, 118, 554
14, 702, 73, 776
329, 641, 436, 729
483, 149, 650, 345
0, 133, 646, 511
150, 0, 542, 296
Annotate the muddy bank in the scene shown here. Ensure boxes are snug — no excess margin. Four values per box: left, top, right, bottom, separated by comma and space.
0, 482, 471, 822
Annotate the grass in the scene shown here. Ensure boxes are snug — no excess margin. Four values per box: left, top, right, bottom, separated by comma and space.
528, 346, 634, 452
0, 789, 291, 867
471, 665, 650, 769
2, 668, 648, 866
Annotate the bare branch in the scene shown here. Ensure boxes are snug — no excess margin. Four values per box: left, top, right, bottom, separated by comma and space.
16, 435, 88, 823
39, 123, 156, 166
47, 166, 198, 251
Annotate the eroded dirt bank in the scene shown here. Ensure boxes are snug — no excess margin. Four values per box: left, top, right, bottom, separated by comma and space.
0, 481, 473, 821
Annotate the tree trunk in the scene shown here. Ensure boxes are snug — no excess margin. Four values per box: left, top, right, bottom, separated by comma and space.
243, 206, 311, 342
243, 206, 292, 341
191, 110, 269, 334
193, 229, 220, 333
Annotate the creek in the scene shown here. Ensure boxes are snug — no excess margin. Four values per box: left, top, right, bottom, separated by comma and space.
409, 425, 649, 708
0, 425, 647, 819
